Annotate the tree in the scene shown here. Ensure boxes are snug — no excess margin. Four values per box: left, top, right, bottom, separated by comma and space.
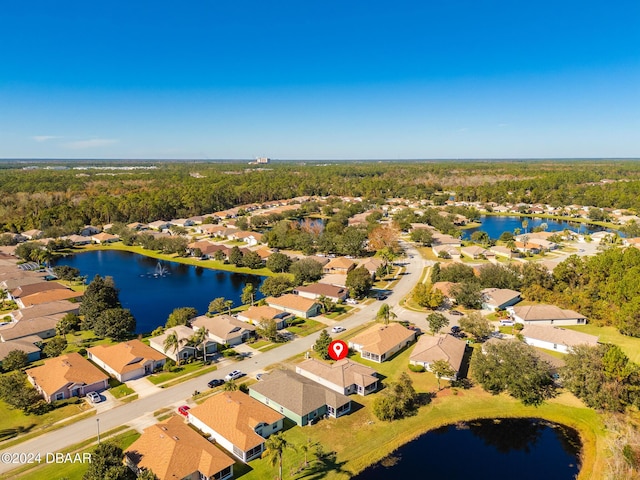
431, 359, 456, 390
79, 275, 121, 330
372, 373, 418, 421
208, 297, 227, 315
368, 226, 400, 253
289, 258, 323, 285
229, 246, 243, 266
314, 330, 333, 360
165, 307, 198, 328
410, 228, 433, 246
190, 326, 210, 361
346, 266, 373, 299
317, 295, 335, 314
426, 312, 449, 335
264, 432, 295, 480
242, 251, 263, 269
376, 303, 397, 325
522, 219, 529, 233
214, 250, 227, 262
266, 252, 292, 273
52, 265, 80, 281
459, 312, 493, 339
93, 308, 136, 340
56, 312, 81, 335
450, 280, 483, 309
0, 372, 45, 413
136, 469, 158, 480
224, 299, 234, 314
260, 275, 293, 297
2, 350, 28, 372
43, 336, 68, 358
471, 339, 555, 406
223, 379, 238, 391
470, 230, 490, 246
83, 442, 135, 480
163, 331, 182, 357
241, 283, 255, 306
256, 318, 279, 342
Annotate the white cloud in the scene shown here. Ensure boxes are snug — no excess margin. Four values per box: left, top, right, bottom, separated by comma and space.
32, 135, 61, 142
63, 138, 119, 149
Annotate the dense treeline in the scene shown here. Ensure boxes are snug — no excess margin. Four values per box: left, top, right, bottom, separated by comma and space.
2, 160, 640, 233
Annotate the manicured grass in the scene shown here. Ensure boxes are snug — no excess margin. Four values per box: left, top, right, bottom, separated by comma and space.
3, 430, 141, 480
109, 384, 135, 399
323, 305, 353, 320
63, 330, 116, 354
287, 319, 325, 337
248, 339, 271, 349
82, 243, 277, 277
147, 361, 217, 385
244, 342, 605, 480
563, 324, 640, 363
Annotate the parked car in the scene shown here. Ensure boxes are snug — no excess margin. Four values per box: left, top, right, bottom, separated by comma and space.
406, 325, 421, 334
86, 391, 101, 404
207, 378, 224, 388
178, 405, 191, 416
451, 326, 461, 334
346, 298, 358, 305
225, 370, 244, 381
377, 294, 388, 301
332, 326, 346, 333
499, 319, 515, 326
256, 373, 264, 381
450, 310, 463, 316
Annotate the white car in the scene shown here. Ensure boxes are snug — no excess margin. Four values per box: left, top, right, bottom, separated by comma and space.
332, 326, 346, 333
345, 298, 358, 305
499, 320, 515, 326
86, 391, 102, 404
225, 370, 244, 381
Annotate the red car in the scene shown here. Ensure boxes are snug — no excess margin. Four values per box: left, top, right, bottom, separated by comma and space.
178, 405, 191, 417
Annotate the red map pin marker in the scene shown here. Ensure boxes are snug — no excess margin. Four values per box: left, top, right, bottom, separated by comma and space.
328, 340, 348, 361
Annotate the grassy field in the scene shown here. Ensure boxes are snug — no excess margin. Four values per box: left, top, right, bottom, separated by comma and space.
287, 318, 325, 337
109, 384, 135, 399
81, 242, 277, 277
240, 341, 605, 480
563, 324, 640, 363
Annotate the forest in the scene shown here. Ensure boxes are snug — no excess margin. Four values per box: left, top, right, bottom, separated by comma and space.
1, 160, 640, 234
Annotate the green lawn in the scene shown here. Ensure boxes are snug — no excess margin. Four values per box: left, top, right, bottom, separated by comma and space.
109, 384, 135, 399
3, 430, 141, 480
563, 324, 640, 363
287, 318, 325, 337
147, 361, 217, 385
63, 330, 116, 354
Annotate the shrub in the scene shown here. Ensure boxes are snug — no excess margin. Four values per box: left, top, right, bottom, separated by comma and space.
77, 348, 87, 356
408, 364, 426, 373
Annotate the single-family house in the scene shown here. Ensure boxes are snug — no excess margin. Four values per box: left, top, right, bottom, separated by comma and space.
125, 416, 235, 480
489, 245, 514, 259
26, 352, 109, 403
318, 273, 348, 288
432, 245, 461, 260
237, 305, 293, 330
148, 220, 172, 231
10, 281, 69, 301
481, 288, 522, 311
295, 358, 378, 396
431, 232, 462, 247
521, 325, 599, 354
348, 323, 416, 363
265, 294, 321, 319
62, 234, 92, 246
236, 231, 264, 246
14, 287, 83, 308
149, 325, 211, 362
187, 215, 205, 225
358, 257, 384, 278
249, 369, 351, 426
0, 314, 65, 341
461, 246, 492, 260
191, 314, 256, 346
9, 300, 78, 321
197, 224, 226, 236
21, 229, 43, 240
91, 232, 119, 244
508, 305, 587, 326
87, 340, 167, 382
80, 225, 100, 236
126, 222, 147, 231
431, 281, 458, 305
188, 391, 284, 463
0, 337, 41, 366
293, 283, 349, 303
514, 241, 540, 254
170, 218, 195, 227
322, 257, 356, 275
409, 334, 467, 381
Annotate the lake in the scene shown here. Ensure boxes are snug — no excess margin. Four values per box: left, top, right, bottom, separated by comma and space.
54, 250, 265, 334
462, 215, 608, 240
354, 418, 581, 480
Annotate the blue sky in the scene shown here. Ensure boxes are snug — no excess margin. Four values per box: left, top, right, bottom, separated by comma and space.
1, 1, 638, 159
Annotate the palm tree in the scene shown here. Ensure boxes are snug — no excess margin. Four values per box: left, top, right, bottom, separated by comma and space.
376, 303, 397, 325
513, 227, 521, 236
522, 219, 529, 234
163, 331, 182, 360
191, 326, 210, 361
223, 379, 238, 391
264, 433, 295, 480
224, 300, 234, 315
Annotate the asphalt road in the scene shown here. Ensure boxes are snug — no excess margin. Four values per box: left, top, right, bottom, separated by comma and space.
0, 243, 428, 474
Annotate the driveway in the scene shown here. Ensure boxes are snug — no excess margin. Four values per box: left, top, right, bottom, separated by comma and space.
125, 377, 163, 398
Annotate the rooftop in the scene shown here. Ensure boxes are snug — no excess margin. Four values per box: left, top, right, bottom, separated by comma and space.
349, 323, 415, 356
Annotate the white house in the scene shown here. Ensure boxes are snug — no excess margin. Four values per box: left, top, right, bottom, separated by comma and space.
521, 325, 599, 354
508, 305, 587, 326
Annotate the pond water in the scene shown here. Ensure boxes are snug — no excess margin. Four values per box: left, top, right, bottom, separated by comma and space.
462, 215, 608, 240
354, 418, 581, 480
54, 250, 265, 334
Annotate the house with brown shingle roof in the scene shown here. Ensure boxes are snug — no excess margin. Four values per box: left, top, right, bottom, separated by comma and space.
87, 340, 167, 382
508, 304, 587, 326
149, 325, 215, 362
293, 283, 349, 303
0, 337, 41, 366
249, 369, 351, 426
91, 232, 119, 244
10, 281, 69, 299
26, 352, 109, 402
521, 325, 599, 354
0, 313, 65, 341
10, 300, 79, 321
236, 305, 293, 330
322, 257, 356, 275
481, 288, 522, 311
410, 334, 467, 380
265, 294, 320, 319
348, 323, 416, 363
191, 314, 256, 346
296, 358, 378, 396
15, 288, 83, 308
188, 391, 284, 463
125, 416, 235, 480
